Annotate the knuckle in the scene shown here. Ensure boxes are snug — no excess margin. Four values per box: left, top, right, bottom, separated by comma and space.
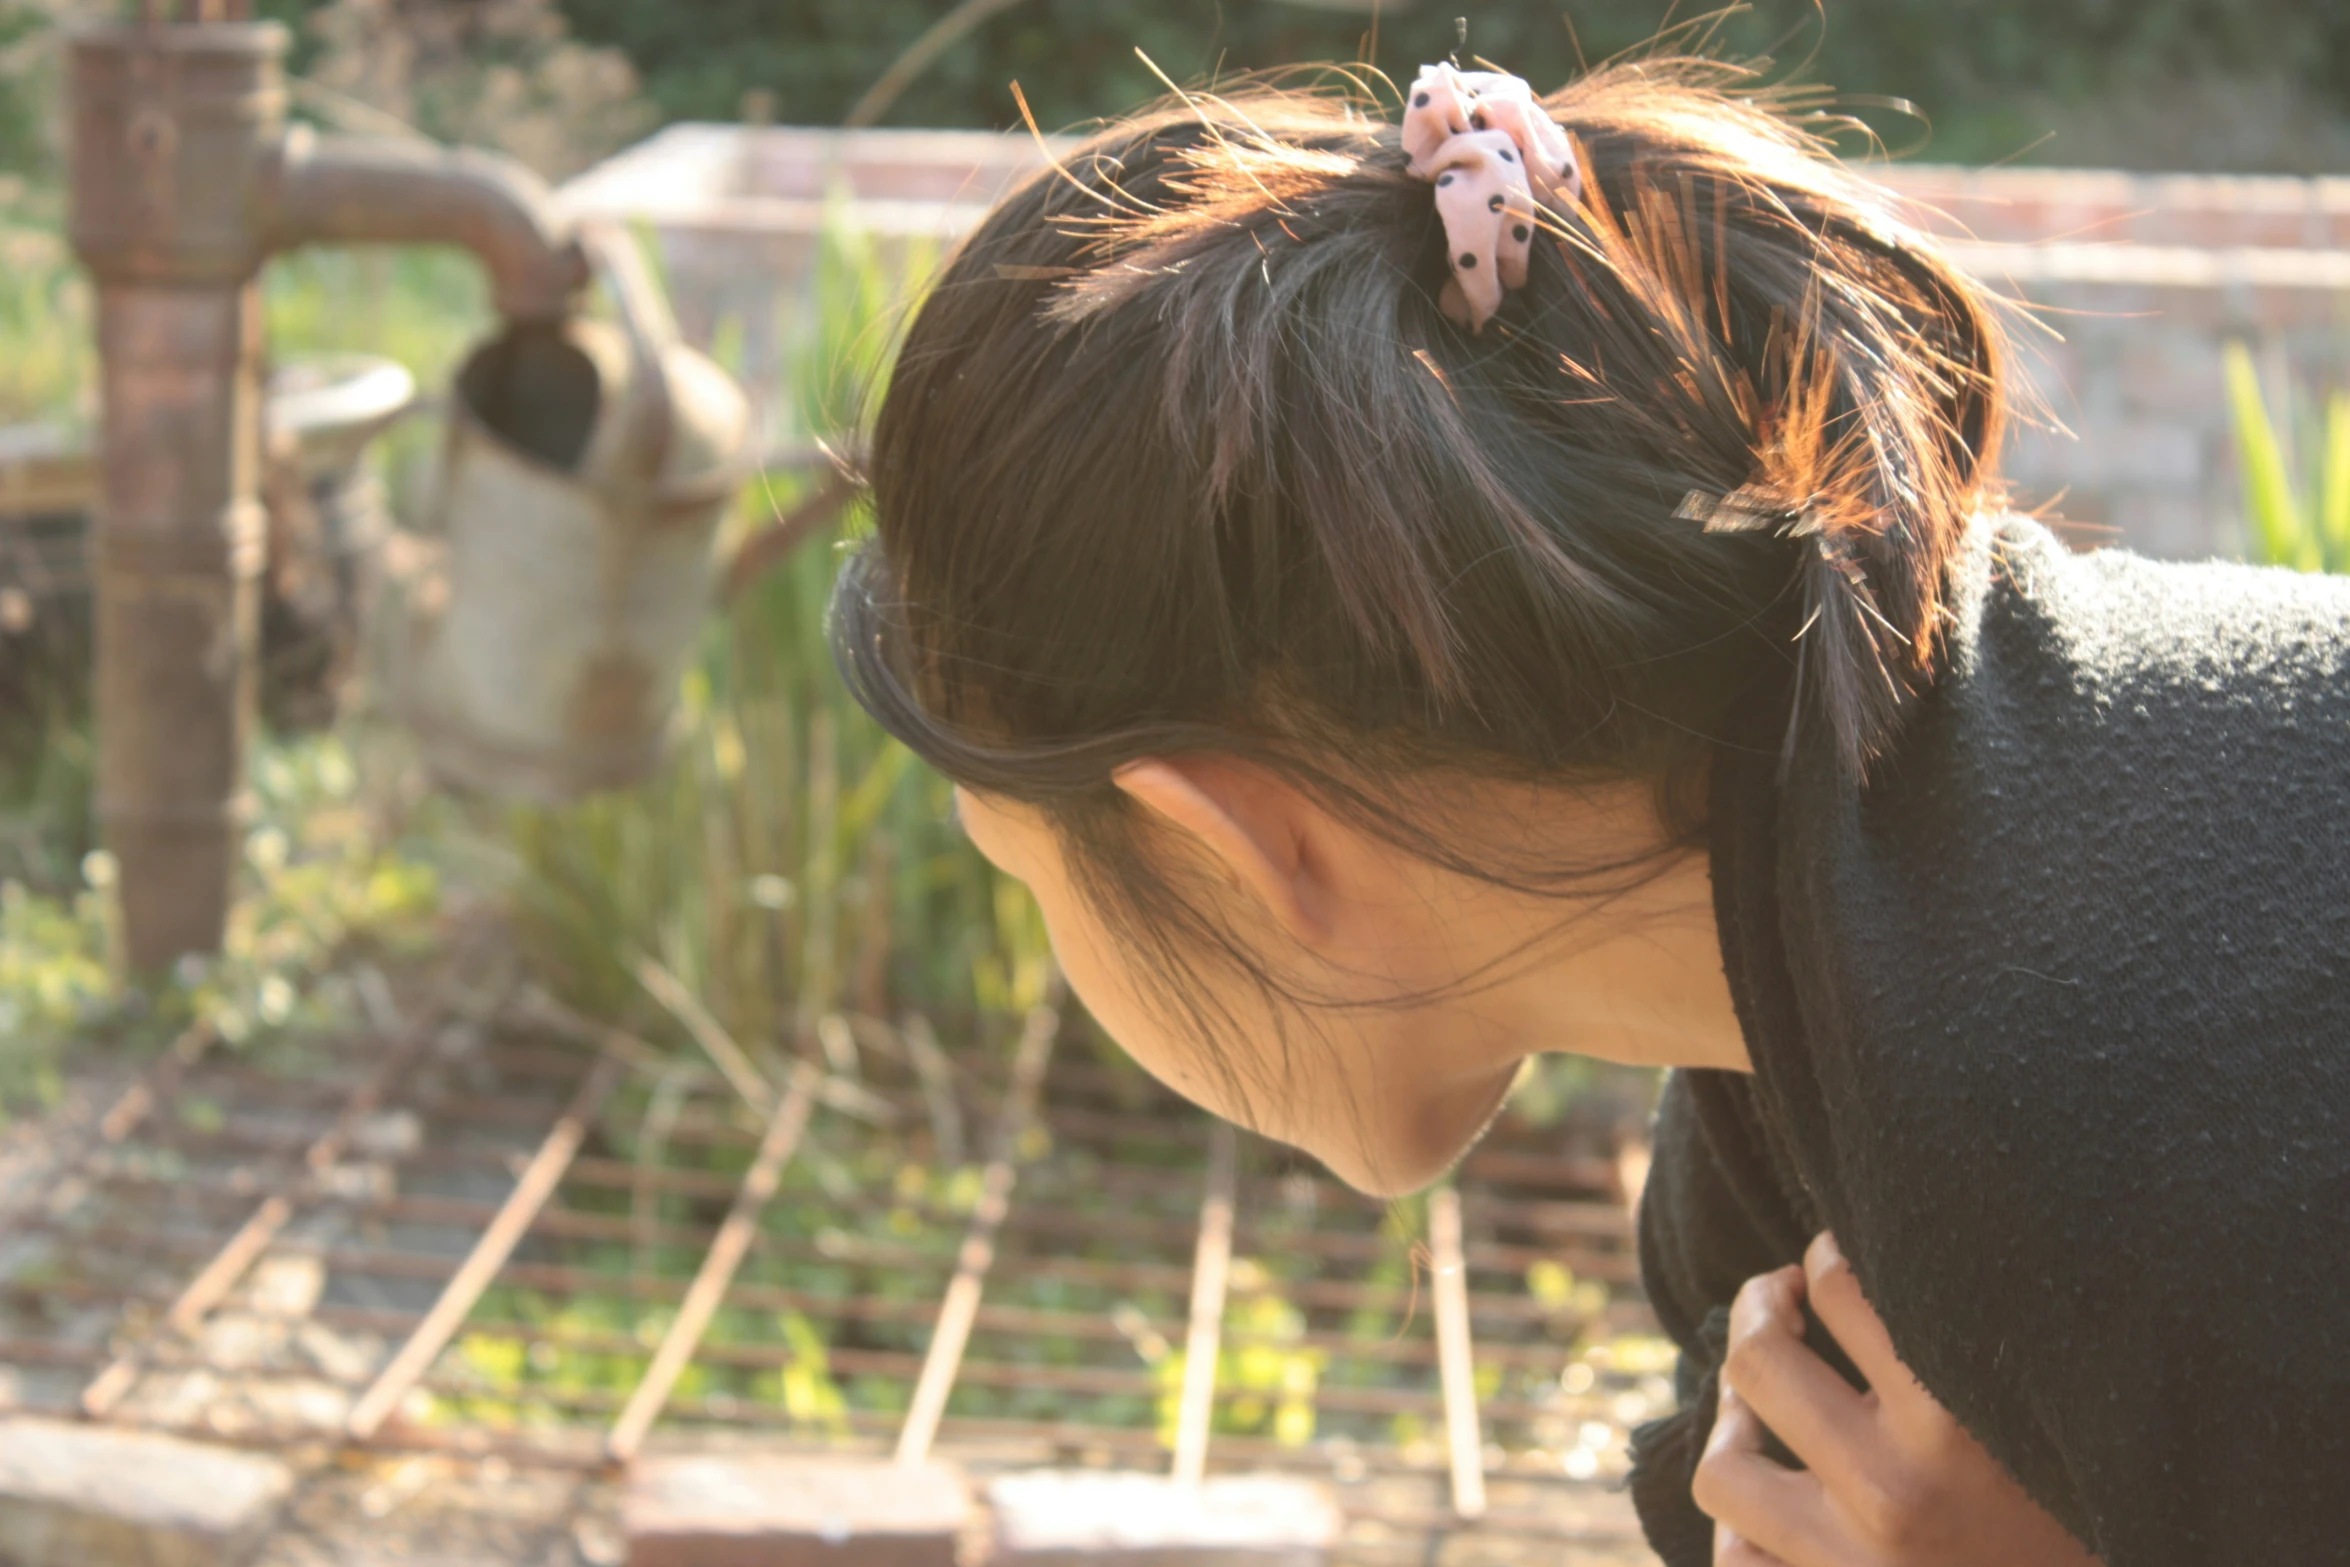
1720, 1331, 1769, 1391
1728, 1269, 1798, 1340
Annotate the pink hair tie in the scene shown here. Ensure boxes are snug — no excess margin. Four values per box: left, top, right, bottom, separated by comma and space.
1402, 63, 1581, 333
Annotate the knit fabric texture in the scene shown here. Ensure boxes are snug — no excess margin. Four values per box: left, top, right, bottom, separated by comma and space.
1629, 517, 2350, 1565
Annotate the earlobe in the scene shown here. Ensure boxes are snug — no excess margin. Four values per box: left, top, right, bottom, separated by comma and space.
1111, 760, 1332, 945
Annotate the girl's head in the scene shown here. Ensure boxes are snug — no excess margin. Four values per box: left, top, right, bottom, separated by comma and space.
832, 60, 2006, 1192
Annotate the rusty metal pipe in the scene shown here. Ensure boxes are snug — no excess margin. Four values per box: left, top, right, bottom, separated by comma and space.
266, 128, 588, 322
89, 284, 268, 967
69, 18, 586, 969
70, 22, 284, 969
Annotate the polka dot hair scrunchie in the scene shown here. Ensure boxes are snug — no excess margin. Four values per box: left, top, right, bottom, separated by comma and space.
1401, 62, 1582, 333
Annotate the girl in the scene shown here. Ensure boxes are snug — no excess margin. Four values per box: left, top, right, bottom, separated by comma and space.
829, 56, 2350, 1566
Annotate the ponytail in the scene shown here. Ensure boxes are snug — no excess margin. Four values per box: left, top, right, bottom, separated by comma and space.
836, 57, 2009, 883
1546, 106, 2005, 776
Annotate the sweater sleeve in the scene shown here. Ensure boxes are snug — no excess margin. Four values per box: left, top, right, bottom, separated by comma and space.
1626, 1069, 1822, 1566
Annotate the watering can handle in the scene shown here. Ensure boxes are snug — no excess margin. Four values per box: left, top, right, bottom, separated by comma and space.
580, 219, 678, 491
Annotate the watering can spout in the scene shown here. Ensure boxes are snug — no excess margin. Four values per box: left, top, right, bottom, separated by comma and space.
401, 226, 754, 803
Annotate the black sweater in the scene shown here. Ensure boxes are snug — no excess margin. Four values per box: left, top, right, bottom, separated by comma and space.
1627, 519, 2350, 1565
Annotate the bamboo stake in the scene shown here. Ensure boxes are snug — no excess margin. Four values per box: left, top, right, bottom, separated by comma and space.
894, 1001, 1058, 1466
1429, 1184, 1488, 1520
1171, 1118, 1238, 1487
634, 955, 774, 1116
901, 1014, 966, 1170
346, 1051, 626, 1440
636, 957, 894, 1127
605, 1059, 822, 1464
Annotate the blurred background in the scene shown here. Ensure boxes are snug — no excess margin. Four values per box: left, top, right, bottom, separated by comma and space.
11, 0, 2350, 177
0, 3, 2343, 1562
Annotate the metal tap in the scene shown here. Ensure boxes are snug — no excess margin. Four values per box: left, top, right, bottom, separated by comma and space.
67, 5, 588, 970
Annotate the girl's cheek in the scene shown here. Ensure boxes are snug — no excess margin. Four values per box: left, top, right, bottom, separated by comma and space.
1027, 879, 1266, 1129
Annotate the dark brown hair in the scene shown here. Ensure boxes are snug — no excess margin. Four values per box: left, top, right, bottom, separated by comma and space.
831, 59, 2005, 1066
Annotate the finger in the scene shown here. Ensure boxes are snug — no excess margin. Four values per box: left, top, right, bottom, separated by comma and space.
1803, 1233, 1924, 1409
1694, 1382, 1848, 1567
1729, 1264, 1807, 1342
1722, 1269, 1881, 1501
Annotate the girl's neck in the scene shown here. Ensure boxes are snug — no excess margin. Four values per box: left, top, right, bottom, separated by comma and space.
1469, 840, 1752, 1076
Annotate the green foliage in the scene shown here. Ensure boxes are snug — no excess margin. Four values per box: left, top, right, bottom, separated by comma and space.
264, 244, 488, 387
281, 0, 654, 180
2223, 341, 2350, 574
263, 242, 491, 522
1524, 1257, 1608, 1320
0, 184, 85, 428
0, 733, 443, 1119
0, 134, 462, 1116
22, 0, 2315, 170
537, 0, 2350, 169
434, 1296, 848, 1437
0, 874, 106, 1112
5, 0, 2350, 191
0, 678, 94, 893
0, 171, 489, 430
1506, 1052, 1604, 1128
506, 218, 1048, 1051
0, 0, 64, 181
1137, 1265, 1326, 1449
769, 1308, 853, 1435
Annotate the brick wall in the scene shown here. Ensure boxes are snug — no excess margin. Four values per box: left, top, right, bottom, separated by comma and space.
1875, 165, 2350, 559
566, 131, 2350, 561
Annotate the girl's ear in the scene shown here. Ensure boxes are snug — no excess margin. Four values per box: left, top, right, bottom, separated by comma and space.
1112, 759, 1335, 946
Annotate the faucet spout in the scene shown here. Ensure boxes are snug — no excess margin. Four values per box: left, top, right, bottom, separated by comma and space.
267, 125, 589, 321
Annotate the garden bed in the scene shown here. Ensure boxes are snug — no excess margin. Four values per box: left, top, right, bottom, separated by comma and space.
0, 940, 1669, 1563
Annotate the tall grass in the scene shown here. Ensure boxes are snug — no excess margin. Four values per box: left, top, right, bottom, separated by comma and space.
0, 185, 86, 430
2223, 340, 2350, 572
262, 243, 491, 521
505, 220, 1054, 1061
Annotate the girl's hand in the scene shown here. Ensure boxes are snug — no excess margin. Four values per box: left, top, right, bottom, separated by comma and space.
1692, 1232, 2102, 1567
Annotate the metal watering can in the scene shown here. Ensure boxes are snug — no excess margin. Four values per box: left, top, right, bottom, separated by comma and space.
403, 225, 753, 801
